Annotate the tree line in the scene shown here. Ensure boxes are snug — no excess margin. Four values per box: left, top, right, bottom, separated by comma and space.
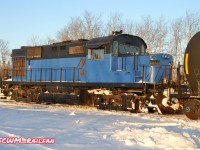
55, 10, 200, 66
1, 10, 200, 77
0, 39, 10, 77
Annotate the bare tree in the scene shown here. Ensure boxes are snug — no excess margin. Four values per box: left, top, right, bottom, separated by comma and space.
57, 11, 103, 41
82, 10, 103, 39
136, 16, 157, 53
123, 19, 136, 35
170, 18, 184, 66
57, 27, 70, 41
27, 35, 43, 46
154, 16, 168, 53
68, 17, 85, 39
57, 17, 85, 41
184, 11, 200, 43
0, 39, 10, 66
106, 12, 124, 35
168, 11, 200, 66
44, 36, 57, 45
0, 39, 11, 77
55, 10, 200, 64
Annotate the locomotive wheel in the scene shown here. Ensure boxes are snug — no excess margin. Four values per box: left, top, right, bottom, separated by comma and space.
11, 90, 20, 102
79, 90, 93, 106
183, 99, 200, 120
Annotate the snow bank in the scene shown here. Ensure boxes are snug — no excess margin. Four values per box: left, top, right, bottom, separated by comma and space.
0, 100, 200, 150
112, 127, 195, 149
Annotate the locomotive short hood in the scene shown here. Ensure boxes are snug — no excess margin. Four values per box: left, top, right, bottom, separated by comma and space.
86, 34, 147, 50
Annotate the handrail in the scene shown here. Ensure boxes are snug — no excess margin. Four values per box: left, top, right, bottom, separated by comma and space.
3, 67, 78, 83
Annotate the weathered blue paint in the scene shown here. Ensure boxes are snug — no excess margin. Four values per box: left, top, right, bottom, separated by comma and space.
12, 34, 173, 84
13, 53, 173, 84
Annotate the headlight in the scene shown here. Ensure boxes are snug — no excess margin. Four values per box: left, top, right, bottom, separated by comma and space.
162, 54, 170, 59
151, 55, 156, 60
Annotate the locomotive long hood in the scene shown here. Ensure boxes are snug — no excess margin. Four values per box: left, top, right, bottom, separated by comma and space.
184, 31, 200, 95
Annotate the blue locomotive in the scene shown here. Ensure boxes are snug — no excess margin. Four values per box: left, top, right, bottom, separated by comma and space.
3, 31, 173, 111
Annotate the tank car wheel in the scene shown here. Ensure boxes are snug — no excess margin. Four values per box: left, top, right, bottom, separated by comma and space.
183, 99, 200, 120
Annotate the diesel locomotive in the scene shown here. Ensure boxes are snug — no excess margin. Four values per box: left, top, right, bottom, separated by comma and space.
2, 31, 182, 115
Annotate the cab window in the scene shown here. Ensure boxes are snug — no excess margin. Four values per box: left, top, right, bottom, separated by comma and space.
119, 44, 139, 55
119, 45, 129, 54
130, 46, 139, 54
113, 41, 118, 55
88, 48, 104, 60
140, 45, 145, 55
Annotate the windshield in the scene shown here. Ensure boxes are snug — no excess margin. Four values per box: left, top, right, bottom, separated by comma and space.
119, 44, 140, 55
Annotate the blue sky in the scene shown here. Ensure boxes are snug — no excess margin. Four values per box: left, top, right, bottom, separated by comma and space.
0, 0, 199, 49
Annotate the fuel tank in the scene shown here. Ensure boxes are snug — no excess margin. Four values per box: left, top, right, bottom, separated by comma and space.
184, 32, 200, 95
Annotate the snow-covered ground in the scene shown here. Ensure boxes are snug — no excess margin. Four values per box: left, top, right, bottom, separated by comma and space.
0, 99, 200, 150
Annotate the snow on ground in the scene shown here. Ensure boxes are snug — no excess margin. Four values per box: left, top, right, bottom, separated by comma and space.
0, 99, 200, 150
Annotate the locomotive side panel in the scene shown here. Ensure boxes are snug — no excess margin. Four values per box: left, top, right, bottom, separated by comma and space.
2, 33, 175, 114
9, 33, 173, 85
